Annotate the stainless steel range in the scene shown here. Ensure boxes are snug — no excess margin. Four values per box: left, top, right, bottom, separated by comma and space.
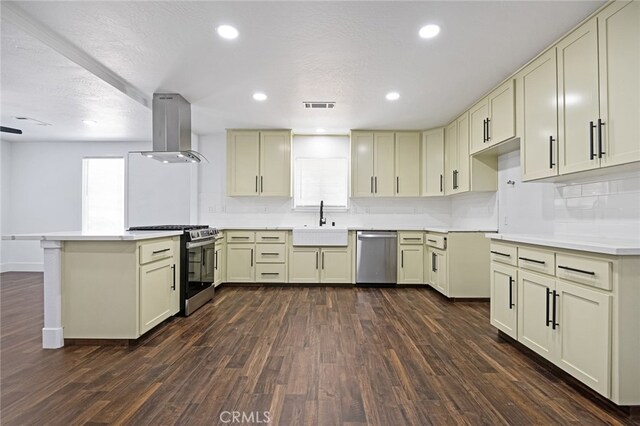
128, 225, 218, 315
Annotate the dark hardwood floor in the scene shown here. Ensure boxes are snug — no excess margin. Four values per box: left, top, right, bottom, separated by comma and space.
1, 272, 637, 425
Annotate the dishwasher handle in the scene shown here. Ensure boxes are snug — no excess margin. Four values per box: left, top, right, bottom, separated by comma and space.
357, 233, 397, 240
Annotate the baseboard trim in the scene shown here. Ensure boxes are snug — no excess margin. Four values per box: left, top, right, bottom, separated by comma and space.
1, 262, 44, 273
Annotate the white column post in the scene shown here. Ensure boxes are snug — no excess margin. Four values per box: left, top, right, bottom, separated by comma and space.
41, 240, 64, 348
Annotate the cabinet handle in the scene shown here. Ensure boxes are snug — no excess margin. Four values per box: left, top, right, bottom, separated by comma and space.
557, 265, 595, 276
322, 252, 325, 270
549, 136, 555, 168
483, 119, 487, 143
401, 250, 404, 268
152, 248, 170, 254
518, 256, 545, 265
250, 249, 253, 267
375, 176, 378, 193
255, 176, 259, 193
261, 236, 280, 240
202, 250, 206, 266
214, 251, 218, 270
508, 276, 514, 309
316, 252, 319, 269
371, 176, 374, 194
597, 118, 606, 158
552, 290, 559, 330
261, 272, 279, 276
405, 237, 421, 241
396, 176, 399, 194
431, 252, 437, 272
452, 170, 458, 190
589, 121, 597, 160
262, 252, 280, 256
440, 174, 443, 193
490, 250, 511, 258
486, 118, 491, 141
260, 176, 264, 193
171, 264, 176, 290
428, 239, 437, 243
231, 236, 250, 240
546, 288, 552, 327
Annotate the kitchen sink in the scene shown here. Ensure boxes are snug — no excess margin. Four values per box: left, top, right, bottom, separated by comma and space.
292, 227, 349, 246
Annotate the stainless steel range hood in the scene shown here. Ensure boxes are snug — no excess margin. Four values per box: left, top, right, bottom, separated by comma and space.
140, 93, 204, 163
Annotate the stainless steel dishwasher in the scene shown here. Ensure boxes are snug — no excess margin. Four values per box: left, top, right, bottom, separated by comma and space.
356, 231, 397, 284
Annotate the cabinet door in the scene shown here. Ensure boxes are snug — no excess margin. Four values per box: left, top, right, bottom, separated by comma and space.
373, 132, 395, 197
469, 100, 489, 154
351, 132, 375, 197
213, 247, 223, 286
518, 271, 556, 360
521, 49, 559, 181
320, 248, 352, 284
227, 131, 260, 196
557, 19, 601, 175
398, 245, 424, 284
444, 121, 458, 195
394, 132, 421, 197
422, 128, 445, 196
598, 1, 640, 168
455, 113, 470, 193
555, 279, 611, 397
260, 131, 291, 196
488, 80, 515, 146
428, 248, 448, 295
289, 248, 320, 283
226, 244, 255, 282
490, 264, 518, 339
140, 258, 173, 334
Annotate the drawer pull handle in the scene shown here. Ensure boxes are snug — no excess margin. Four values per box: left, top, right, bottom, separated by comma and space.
558, 265, 595, 276
232, 236, 250, 240
261, 252, 280, 256
428, 239, 438, 243
152, 248, 170, 254
404, 237, 422, 241
261, 272, 279, 276
490, 251, 511, 258
518, 256, 545, 265
261, 236, 280, 240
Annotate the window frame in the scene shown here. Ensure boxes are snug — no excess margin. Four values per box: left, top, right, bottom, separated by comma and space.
81, 156, 127, 232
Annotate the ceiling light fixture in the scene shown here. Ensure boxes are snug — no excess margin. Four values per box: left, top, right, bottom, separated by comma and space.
419, 24, 441, 39
386, 92, 400, 101
253, 92, 267, 101
216, 25, 239, 40
162, 160, 169, 164
146, 154, 154, 158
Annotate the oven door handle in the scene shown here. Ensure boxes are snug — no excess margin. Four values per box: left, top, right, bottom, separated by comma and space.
186, 238, 216, 249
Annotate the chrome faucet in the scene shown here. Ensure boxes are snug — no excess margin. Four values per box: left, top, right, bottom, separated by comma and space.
319, 200, 327, 227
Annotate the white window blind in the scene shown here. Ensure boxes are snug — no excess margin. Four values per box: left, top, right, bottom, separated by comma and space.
82, 158, 125, 232
293, 135, 349, 208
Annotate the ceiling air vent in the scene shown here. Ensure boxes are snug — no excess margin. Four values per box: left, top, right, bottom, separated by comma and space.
303, 101, 336, 109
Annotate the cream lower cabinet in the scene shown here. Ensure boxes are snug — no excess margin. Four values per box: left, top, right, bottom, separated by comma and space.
398, 246, 424, 284
489, 239, 640, 404
226, 244, 255, 282
225, 230, 288, 283
289, 246, 352, 284
490, 264, 518, 339
427, 247, 447, 294
62, 236, 180, 340
422, 128, 445, 196
213, 235, 226, 287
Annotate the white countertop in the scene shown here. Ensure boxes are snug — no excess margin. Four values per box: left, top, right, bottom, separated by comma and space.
3, 230, 183, 241
218, 226, 497, 233
486, 233, 640, 256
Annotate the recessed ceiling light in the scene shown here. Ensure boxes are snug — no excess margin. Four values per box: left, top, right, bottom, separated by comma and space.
419, 24, 441, 39
146, 154, 154, 158
386, 92, 400, 101
82, 120, 97, 125
177, 153, 184, 158
316, 128, 326, 133
253, 92, 267, 101
216, 25, 239, 40
162, 160, 169, 164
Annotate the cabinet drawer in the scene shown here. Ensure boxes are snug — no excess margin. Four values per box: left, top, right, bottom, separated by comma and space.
256, 264, 286, 283
490, 242, 517, 266
256, 231, 286, 244
226, 231, 255, 243
518, 247, 555, 276
256, 244, 286, 263
140, 240, 174, 265
399, 232, 424, 245
425, 233, 446, 250
556, 253, 612, 291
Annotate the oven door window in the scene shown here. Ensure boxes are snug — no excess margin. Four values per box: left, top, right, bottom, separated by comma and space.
188, 246, 203, 282
202, 244, 216, 283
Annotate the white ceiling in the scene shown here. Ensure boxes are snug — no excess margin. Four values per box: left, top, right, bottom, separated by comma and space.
1, 1, 604, 142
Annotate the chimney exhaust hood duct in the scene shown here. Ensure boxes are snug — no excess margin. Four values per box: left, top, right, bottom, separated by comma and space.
140, 93, 204, 163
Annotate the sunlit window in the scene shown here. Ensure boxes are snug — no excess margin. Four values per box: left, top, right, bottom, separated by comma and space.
82, 158, 125, 232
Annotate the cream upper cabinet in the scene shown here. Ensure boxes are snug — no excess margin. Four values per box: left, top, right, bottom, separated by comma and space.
227, 130, 291, 197
469, 80, 515, 154
227, 131, 260, 196
445, 113, 470, 195
444, 120, 458, 195
394, 132, 421, 197
351, 131, 395, 197
398, 245, 424, 284
422, 128, 445, 196
320, 248, 352, 284
374, 132, 395, 196
260, 131, 291, 196
520, 49, 560, 181
557, 19, 601, 175
490, 263, 518, 339
598, 0, 640, 168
